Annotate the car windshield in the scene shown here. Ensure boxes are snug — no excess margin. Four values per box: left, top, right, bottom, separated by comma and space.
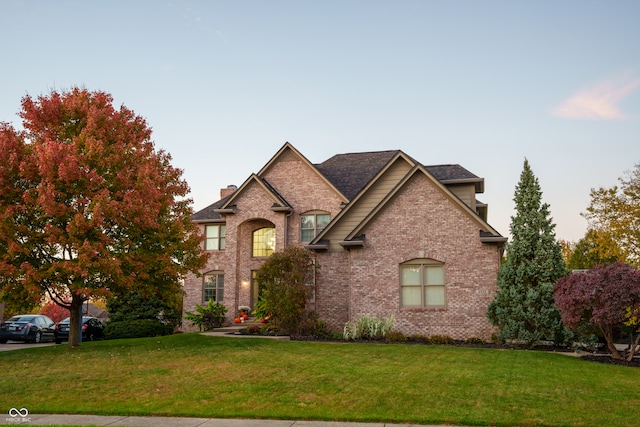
7, 316, 35, 323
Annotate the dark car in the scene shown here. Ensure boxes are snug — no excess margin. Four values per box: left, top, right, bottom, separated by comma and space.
0, 314, 56, 343
54, 316, 105, 343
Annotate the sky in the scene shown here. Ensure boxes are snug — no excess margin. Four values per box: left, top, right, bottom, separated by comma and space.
1, 0, 639, 243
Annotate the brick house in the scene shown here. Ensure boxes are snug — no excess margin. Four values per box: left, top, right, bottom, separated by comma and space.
183, 143, 506, 339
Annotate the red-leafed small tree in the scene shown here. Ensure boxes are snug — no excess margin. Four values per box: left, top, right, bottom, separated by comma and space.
0, 88, 208, 348
554, 262, 640, 360
40, 301, 71, 323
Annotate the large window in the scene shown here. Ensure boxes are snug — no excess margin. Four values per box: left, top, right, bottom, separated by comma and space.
300, 213, 330, 242
205, 224, 226, 251
400, 260, 445, 308
203, 272, 224, 302
252, 227, 275, 257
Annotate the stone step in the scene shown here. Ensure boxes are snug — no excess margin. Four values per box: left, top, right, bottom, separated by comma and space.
214, 318, 263, 333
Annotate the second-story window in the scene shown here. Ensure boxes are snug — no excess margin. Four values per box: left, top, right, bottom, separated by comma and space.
205, 224, 226, 251
300, 213, 330, 242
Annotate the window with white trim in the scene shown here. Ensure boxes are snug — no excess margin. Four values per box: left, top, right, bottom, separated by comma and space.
300, 213, 330, 242
400, 259, 445, 308
205, 224, 226, 251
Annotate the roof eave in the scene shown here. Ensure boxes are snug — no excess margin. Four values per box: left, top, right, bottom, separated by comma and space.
480, 236, 508, 244
192, 218, 226, 224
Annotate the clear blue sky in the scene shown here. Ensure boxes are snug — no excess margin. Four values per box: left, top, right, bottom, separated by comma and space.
2, 1, 639, 242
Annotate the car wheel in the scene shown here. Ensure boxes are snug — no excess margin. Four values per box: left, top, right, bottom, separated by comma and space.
34, 331, 42, 343
0, 338, 7, 344
55, 339, 62, 344
88, 333, 95, 341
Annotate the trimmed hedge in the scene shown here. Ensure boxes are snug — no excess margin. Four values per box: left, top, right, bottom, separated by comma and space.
104, 319, 173, 340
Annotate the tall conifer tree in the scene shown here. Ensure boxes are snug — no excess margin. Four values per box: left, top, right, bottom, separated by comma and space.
487, 159, 568, 344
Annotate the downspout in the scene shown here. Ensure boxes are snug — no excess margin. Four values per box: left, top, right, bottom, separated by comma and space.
348, 248, 352, 322
284, 210, 292, 248
234, 223, 241, 317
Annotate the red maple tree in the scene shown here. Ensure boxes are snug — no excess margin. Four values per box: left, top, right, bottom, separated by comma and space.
40, 301, 71, 323
0, 88, 208, 347
554, 262, 640, 360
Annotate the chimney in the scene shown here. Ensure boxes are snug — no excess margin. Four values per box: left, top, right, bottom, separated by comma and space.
220, 185, 237, 199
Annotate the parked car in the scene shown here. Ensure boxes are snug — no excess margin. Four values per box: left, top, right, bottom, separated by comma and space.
0, 314, 56, 343
54, 316, 105, 343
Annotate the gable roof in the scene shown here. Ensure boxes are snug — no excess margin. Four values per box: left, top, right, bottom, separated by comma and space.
258, 142, 349, 202
191, 143, 493, 227
219, 174, 292, 211
337, 164, 504, 243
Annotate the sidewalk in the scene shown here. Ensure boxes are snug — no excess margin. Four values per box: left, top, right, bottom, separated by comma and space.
15, 414, 457, 427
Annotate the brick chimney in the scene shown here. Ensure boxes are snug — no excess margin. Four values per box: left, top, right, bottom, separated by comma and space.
220, 185, 237, 199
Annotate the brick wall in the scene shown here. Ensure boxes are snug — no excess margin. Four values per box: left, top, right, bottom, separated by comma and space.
184, 156, 501, 339
318, 172, 501, 339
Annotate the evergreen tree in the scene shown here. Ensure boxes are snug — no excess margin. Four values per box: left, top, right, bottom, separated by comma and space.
487, 159, 569, 344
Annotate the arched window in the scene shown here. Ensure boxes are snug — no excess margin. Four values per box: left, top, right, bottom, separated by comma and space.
400, 259, 445, 308
252, 227, 276, 257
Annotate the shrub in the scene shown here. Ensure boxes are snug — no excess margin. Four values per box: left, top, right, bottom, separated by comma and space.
104, 319, 172, 339
254, 247, 316, 334
428, 335, 455, 345
343, 315, 394, 340
465, 337, 487, 345
385, 330, 408, 343
297, 311, 332, 337
242, 325, 262, 335
408, 333, 431, 343
107, 290, 182, 330
185, 300, 228, 331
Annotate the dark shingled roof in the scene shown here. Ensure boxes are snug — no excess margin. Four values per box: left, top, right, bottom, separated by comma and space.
314, 150, 401, 200
423, 164, 479, 181
314, 150, 480, 200
192, 149, 483, 221
191, 193, 234, 221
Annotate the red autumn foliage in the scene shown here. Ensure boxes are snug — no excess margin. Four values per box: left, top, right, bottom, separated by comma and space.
40, 301, 71, 323
554, 262, 640, 360
0, 88, 208, 348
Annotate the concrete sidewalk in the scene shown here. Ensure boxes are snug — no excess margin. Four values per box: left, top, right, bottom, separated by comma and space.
13, 414, 457, 427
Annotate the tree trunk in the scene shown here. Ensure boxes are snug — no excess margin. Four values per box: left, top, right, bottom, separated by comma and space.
68, 295, 83, 349
600, 325, 621, 360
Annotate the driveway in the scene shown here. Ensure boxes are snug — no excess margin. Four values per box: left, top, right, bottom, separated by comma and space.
0, 341, 57, 351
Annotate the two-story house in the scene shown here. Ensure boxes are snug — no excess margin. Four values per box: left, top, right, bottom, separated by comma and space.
183, 143, 506, 339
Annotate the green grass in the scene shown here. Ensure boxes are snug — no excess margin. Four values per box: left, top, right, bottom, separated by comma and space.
1, 333, 639, 426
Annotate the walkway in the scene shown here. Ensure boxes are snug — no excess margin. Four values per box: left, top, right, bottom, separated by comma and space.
15, 414, 456, 427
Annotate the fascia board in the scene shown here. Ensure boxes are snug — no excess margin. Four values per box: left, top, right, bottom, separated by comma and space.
258, 142, 349, 204
220, 174, 285, 209
346, 164, 503, 241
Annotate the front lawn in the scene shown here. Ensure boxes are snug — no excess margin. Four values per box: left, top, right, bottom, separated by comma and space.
0, 333, 638, 426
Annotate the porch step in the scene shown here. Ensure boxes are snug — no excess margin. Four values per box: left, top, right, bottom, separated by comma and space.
201, 317, 289, 340
213, 318, 263, 333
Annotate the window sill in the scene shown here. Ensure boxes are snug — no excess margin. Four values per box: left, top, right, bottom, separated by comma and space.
400, 307, 446, 312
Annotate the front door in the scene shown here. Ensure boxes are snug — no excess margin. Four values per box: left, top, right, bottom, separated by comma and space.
250, 270, 260, 310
